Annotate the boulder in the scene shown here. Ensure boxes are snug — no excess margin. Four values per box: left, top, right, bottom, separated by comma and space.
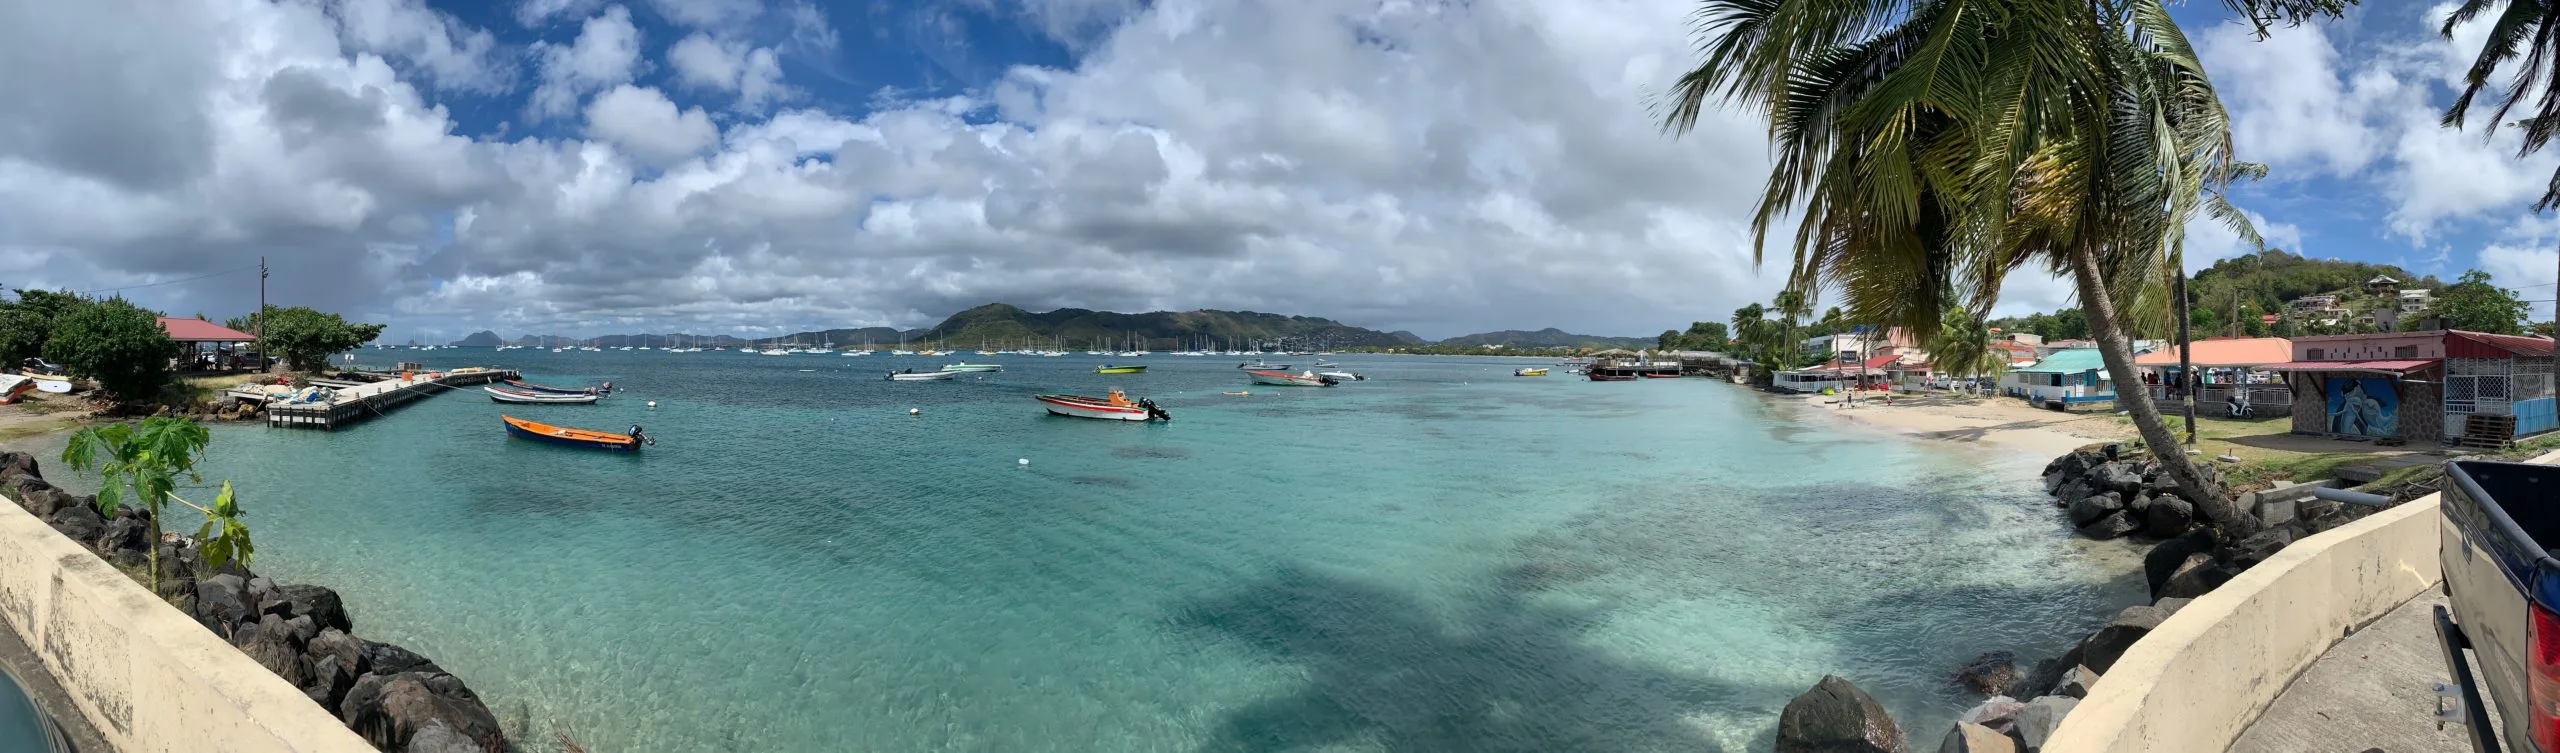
2014, 696, 2079, 751
2142, 495, 2194, 538
1937, 721, 2018, 753
235, 615, 314, 688
276, 584, 353, 633
359, 640, 444, 677
97, 509, 151, 566
195, 574, 254, 638
340, 672, 504, 753
2092, 463, 2144, 495
2066, 493, 2122, 527
2077, 511, 2139, 540
1774, 675, 1906, 753
1956, 695, 2025, 733
0, 450, 38, 482
2226, 527, 2298, 571
2125, 493, 2152, 515
2143, 531, 2217, 598
238, 403, 260, 418
2051, 479, 2093, 508
2055, 666, 2099, 699
2154, 554, 2223, 600
304, 629, 366, 711
2078, 600, 2190, 673
11, 476, 72, 517
1954, 651, 2018, 696
406, 720, 483, 753
45, 504, 105, 543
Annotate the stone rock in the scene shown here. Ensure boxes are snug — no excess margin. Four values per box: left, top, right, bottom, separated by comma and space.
1957, 695, 2025, 733
195, 574, 254, 638
359, 640, 444, 677
246, 576, 277, 607
2066, 493, 2122, 527
2142, 495, 2194, 538
2093, 463, 2144, 495
2254, 495, 2299, 528
44, 504, 105, 543
2125, 493, 2152, 515
0, 451, 38, 482
2055, 666, 2099, 699
276, 584, 353, 633
2078, 600, 2189, 673
2143, 531, 2216, 598
1938, 721, 2018, 753
406, 720, 482, 753
2077, 510, 2139, 540
2052, 479, 2093, 508
217, 405, 240, 420
304, 629, 366, 711
1774, 675, 1906, 753
97, 509, 151, 565
2014, 696, 2079, 751
2155, 553, 2224, 600
236, 615, 314, 688
2227, 527, 2298, 571
1954, 651, 2018, 696
11, 476, 71, 517
238, 403, 260, 418
341, 672, 504, 753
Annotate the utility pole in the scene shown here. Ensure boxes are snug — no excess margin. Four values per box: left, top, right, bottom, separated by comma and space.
256, 256, 268, 373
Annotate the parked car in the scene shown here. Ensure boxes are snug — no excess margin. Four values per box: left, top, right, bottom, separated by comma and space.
2436, 459, 2560, 753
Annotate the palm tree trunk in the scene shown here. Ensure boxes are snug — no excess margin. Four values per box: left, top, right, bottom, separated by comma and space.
2174, 270, 2196, 443
2067, 245, 2261, 540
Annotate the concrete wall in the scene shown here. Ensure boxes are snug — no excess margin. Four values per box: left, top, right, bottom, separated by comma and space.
2046, 450, 2560, 753
2039, 495, 2445, 753
0, 500, 373, 752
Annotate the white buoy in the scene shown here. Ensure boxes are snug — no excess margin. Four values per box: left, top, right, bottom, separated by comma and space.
1018, 458, 1029, 466
646, 401, 657, 409
909, 408, 921, 416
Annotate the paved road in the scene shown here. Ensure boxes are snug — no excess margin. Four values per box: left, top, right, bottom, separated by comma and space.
2230, 591, 2480, 753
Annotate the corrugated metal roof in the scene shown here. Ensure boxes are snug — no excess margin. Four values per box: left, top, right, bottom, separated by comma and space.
2014, 348, 2107, 373
2261, 359, 2434, 374
2447, 330, 2556, 358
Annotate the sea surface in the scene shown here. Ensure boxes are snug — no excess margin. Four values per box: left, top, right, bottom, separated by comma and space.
34, 350, 2140, 752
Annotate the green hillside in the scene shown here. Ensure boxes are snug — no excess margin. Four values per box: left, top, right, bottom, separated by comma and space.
903, 303, 1419, 350
1436, 328, 1652, 349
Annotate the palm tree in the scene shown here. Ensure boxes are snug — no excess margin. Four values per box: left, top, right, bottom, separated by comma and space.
2443, 0, 2560, 341
1930, 308, 2008, 396
1658, 0, 2347, 538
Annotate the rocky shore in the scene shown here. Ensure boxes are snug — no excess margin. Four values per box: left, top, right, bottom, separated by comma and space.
0, 450, 505, 753
1771, 441, 2420, 753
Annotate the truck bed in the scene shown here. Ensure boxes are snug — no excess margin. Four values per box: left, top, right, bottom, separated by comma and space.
2440, 460, 2560, 753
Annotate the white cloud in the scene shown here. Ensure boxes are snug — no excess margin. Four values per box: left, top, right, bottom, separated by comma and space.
643, 0, 762, 30
668, 32, 789, 111
583, 84, 718, 165
328, 0, 514, 93
527, 5, 643, 120
515, 0, 603, 27
2479, 243, 2559, 323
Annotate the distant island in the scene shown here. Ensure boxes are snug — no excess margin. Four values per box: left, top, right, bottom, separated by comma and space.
453, 303, 1648, 353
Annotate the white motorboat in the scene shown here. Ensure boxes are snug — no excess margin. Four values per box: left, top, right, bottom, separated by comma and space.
943, 362, 1003, 372
485, 387, 600, 404
885, 370, 960, 381
1317, 370, 1365, 382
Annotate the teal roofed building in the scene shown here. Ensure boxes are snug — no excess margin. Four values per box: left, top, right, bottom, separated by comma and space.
2003, 348, 2115, 409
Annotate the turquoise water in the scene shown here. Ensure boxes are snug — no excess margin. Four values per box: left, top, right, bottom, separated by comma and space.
34, 351, 2137, 751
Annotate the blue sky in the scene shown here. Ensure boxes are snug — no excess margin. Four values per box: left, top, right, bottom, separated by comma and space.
0, 0, 2551, 343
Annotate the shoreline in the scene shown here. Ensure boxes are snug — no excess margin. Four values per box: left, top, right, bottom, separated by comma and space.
1783, 389, 2130, 459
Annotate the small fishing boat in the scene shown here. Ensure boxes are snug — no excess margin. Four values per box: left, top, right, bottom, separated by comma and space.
0, 375, 33, 404
1035, 389, 1171, 421
502, 415, 651, 450
1316, 370, 1365, 382
943, 362, 1003, 372
485, 386, 600, 404
886, 369, 960, 381
1313, 360, 1339, 368
1514, 368, 1548, 377
1248, 370, 1337, 387
503, 379, 608, 395
1095, 364, 1147, 374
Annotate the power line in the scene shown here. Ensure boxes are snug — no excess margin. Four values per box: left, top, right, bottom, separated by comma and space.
73, 265, 260, 295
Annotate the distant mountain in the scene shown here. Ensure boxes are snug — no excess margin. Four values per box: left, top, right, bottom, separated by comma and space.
449, 330, 503, 347
900, 303, 1417, 350
1436, 328, 1652, 349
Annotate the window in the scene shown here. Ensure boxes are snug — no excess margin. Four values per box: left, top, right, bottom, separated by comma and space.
2306, 348, 2324, 360
2394, 345, 2418, 358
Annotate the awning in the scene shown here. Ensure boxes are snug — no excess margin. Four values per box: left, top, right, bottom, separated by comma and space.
2259, 359, 2435, 375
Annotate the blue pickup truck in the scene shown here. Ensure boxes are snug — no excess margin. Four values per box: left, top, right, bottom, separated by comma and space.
2439, 459, 2560, 753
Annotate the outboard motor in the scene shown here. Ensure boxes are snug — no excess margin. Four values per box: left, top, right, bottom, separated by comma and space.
1141, 399, 1171, 422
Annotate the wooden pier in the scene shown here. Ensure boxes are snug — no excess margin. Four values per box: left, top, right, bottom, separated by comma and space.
244, 368, 517, 431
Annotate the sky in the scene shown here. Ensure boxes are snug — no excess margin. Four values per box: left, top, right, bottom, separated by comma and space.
0, 0, 2553, 344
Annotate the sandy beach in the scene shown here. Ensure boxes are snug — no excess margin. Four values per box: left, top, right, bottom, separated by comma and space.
1794, 391, 2132, 459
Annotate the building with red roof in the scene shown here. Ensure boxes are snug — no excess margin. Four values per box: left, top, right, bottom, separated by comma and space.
2262, 330, 2555, 445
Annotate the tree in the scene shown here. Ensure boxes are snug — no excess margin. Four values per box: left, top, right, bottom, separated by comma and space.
62, 417, 253, 594
240, 306, 387, 371
1929, 309, 2008, 395
2423, 270, 2530, 334
44, 297, 175, 401
1658, 329, 1683, 351
0, 289, 91, 364
1659, 0, 2349, 539
1684, 321, 1732, 349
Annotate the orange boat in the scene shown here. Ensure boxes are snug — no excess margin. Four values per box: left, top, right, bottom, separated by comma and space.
501, 415, 651, 451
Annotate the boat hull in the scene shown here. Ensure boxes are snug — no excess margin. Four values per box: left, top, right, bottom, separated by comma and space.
944, 364, 1003, 372
501, 415, 641, 450
1095, 366, 1147, 374
1247, 371, 1333, 387
1515, 369, 1548, 377
486, 387, 599, 404
1036, 395, 1162, 421
886, 371, 959, 381
503, 380, 601, 395
1586, 372, 1638, 382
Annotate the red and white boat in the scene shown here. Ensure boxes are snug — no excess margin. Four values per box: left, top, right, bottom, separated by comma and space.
1247, 370, 1336, 387
1036, 390, 1170, 421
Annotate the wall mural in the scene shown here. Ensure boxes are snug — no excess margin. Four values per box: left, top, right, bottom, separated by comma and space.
2326, 377, 2400, 437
